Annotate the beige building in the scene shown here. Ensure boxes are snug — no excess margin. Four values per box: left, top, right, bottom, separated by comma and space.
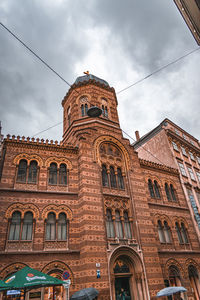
173, 0, 200, 45
134, 118, 200, 240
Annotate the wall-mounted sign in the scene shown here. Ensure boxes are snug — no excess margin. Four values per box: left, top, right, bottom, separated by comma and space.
62, 270, 70, 280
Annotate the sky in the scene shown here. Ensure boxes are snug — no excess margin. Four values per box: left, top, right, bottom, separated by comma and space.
0, 0, 200, 143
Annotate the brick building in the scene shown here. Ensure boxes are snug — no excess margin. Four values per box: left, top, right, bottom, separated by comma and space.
0, 75, 200, 300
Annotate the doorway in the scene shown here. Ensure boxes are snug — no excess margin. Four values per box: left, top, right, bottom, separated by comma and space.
115, 277, 131, 299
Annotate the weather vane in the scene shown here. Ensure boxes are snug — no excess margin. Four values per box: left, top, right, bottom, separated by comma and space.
83, 71, 89, 75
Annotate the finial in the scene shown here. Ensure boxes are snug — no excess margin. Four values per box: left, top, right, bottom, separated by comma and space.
84, 71, 89, 75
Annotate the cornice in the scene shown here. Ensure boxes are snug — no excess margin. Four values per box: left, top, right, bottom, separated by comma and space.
167, 129, 200, 154
0, 250, 80, 255
148, 201, 189, 211
158, 250, 200, 254
62, 79, 117, 107
139, 158, 179, 175
3, 135, 78, 154
0, 188, 78, 196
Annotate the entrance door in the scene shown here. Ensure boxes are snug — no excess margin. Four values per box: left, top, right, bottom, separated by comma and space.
115, 277, 131, 300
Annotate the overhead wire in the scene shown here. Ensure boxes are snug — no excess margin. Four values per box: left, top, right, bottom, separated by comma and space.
0, 21, 199, 167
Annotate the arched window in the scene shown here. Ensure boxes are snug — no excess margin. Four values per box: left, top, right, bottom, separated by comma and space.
102, 165, 109, 187
165, 183, 171, 201
169, 265, 182, 286
148, 179, 155, 198
157, 220, 165, 243
85, 104, 88, 115
81, 104, 84, 117
154, 181, 161, 198
17, 160, 27, 182
181, 223, 188, 244
49, 163, 57, 185
188, 265, 200, 299
67, 106, 71, 126
163, 221, 171, 243
176, 222, 183, 244
105, 106, 108, 118
106, 209, 114, 238
115, 211, 123, 238
110, 166, 117, 188
28, 161, 38, 183
102, 105, 105, 116
22, 212, 33, 240
59, 164, 67, 185
170, 184, 176, 201
8, 211, 21, 240
58, 213, 67, 240
46, 213, 56, 240
124, 212, 132, 239
117, 168, 124, 189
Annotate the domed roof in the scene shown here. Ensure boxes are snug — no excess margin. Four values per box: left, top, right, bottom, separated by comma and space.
74, 74, 109, 87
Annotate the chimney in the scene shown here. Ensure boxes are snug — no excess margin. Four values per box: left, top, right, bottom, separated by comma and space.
135, 130, 140, 141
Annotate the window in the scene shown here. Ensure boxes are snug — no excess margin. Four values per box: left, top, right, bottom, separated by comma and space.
189, 151, 195, 161
115, 211, 123, 238
49, 163, 57, 185
178, 162, 187, 176
175, 128, 180, 135
196, 171, 200, 183
181, 146, 187, 156
148, 179, 155, 198
49, 163, 68, 186
169, 266, 181, 286
165, 183, 171, 201
124, 212, 132, 239
102, 165, 109, 187
157, 220, 171, 244
28, 161, 38, 183
188, 265, 200, 299
176, 222, 189, 244
81, 103, 88, 117
102, 104, 108, 118
182, 134, 187, 140
46, 213, 56, 240
172, 141, 179, 151
187, 166, 196, 181
154, 181, 161, 198
17, 160, 27, 182
58, 213, 67, 240
46, 212, 68, 241
8, 211, 21, 240
59, 164, 67, 185
117, 168, 124, 189
22, 212, 33, 240
8, 211, 33, 241
67, 106, 71, 126
110, 166, 117, 188
106, 209, 114, 238
170, 184, 177, 201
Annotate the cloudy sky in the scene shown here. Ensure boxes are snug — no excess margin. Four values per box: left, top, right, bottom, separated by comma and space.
0, 0, 199, 143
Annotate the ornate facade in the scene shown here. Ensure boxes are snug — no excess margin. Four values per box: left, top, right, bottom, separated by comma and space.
0, 74, 200, 300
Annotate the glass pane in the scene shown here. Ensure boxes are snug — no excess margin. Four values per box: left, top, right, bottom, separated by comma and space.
115, 211, 123, 238
59, 164, 67, 185
117, 168, 124, 189
49, 163, 57, 184
110, 167, 117, 188
28, 161, 37, 183
148, 180, 155, 198
102, 165, 109, 187
17, 160, 27, 182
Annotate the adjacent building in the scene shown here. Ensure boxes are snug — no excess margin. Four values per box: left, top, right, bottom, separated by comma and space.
0, 75, 200, 300
173, 0, 200, 45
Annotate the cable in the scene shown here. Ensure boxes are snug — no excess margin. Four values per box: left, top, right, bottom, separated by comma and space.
32, 121, 62, 137
116, 47, 200, 94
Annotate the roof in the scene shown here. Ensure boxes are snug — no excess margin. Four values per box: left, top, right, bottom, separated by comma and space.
74, 74, 109, 87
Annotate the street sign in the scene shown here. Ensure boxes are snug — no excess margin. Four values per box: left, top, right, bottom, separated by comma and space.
62, 270, 70, 280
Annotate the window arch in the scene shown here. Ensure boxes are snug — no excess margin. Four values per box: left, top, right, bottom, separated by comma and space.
124, 211, 132, 239
157, 220, 171, 244
169, 265, 182, 286
106, 209, 115, 238
45, 212, 68, 241
110, 166, 117, 188
115, 211, 123, 238
17, 159, 27, 182
117, 168, 124, 189
102, 165, 109, 187
28, 160, 38, 183
8, 211, 34, 241
49, 163, 57, 185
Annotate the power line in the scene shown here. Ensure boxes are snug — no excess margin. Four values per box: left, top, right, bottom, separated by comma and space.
32, 121, 63, 137
117, 47, 200, 94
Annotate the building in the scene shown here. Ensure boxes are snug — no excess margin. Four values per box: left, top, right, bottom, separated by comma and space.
173, 0, 200, 45
0, 75, 200, 300
134, 118, 200, 241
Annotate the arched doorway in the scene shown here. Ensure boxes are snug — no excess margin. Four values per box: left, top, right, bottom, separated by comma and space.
109, 247, 147, 300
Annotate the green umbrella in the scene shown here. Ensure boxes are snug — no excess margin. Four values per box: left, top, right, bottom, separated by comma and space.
0, 279, 10, 290
3, 266, 66, 299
